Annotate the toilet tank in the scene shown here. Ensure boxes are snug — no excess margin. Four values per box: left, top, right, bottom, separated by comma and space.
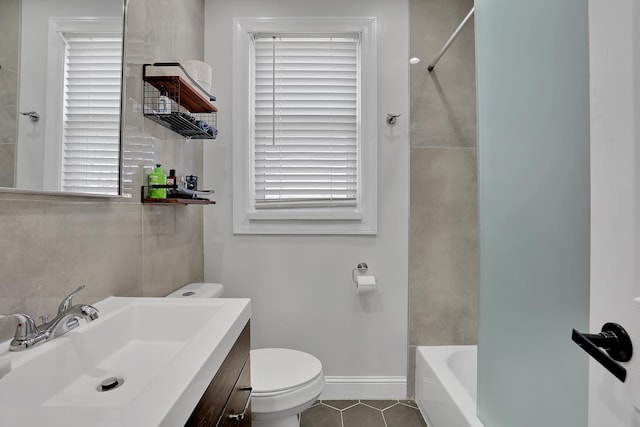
166, 282, 224, 298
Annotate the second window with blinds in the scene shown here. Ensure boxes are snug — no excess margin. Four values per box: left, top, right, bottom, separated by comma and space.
233, 18, 378, 234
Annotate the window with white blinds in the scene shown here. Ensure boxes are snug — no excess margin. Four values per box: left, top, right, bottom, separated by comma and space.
60, 32, 122, 195
233, 17, 377, 234
252, 34, 359, 210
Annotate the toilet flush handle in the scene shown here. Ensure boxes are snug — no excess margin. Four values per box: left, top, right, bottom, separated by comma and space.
227, 387, 252, 422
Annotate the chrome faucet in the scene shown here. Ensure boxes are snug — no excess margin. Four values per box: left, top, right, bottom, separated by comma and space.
43, 303, 99, 341
1, 285, 99, 351
57, 285, 87, 315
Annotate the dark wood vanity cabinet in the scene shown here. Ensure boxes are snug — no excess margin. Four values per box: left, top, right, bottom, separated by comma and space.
186, 322, 251, 427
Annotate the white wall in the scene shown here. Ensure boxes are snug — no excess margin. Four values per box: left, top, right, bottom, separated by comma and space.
588, 0, 640, 425
203, 0, 410, 398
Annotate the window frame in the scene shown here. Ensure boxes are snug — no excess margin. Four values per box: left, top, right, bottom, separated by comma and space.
232, 17, 378, 235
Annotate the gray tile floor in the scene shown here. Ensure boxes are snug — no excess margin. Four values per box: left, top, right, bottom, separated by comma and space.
300, 400, 428, 427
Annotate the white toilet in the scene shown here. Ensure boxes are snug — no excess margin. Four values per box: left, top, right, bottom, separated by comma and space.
167, 283, 325, 427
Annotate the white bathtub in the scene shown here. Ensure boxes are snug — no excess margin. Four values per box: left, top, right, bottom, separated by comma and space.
415, 345, 485, 427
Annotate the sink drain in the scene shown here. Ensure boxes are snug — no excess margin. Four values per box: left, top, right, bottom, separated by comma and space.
182, 291, 196, 296
97, 377, 124, 392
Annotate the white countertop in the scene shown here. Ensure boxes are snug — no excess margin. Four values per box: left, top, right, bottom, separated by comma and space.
0, 296, 251, 426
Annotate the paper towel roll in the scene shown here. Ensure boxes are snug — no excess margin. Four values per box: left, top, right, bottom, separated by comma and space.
356, 275, 377, 294
183, 60, 212, 93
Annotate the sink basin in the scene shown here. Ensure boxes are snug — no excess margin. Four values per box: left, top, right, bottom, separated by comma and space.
0, 297, 251, 426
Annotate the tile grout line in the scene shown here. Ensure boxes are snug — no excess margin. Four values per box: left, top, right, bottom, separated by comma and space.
302, 399, 423, 427
381, 404, 390, 427
359, 400, 398, 412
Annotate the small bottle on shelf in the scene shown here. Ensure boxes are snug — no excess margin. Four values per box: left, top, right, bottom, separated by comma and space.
158, 86, 171, 114
166, 169, 177, 197
167, 169, 177, 187
148, 164, 167, 199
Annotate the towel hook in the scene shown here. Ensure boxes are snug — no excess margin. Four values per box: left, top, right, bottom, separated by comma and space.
386, 113, 401, 125
20, 111, 40, 122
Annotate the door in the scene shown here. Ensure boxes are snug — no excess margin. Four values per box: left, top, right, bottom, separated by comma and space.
589, 0, 639, 425
476, 0, 638, 425
475, 0, 591, 425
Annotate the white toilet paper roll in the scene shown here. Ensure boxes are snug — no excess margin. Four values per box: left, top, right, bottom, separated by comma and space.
356, 275, 377, 294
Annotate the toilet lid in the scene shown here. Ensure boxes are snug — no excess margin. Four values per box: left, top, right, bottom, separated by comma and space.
251, 348, 323, 394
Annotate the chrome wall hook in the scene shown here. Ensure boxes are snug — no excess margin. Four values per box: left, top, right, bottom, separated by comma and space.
20, 111, 40, 122
386, 113, 401, 125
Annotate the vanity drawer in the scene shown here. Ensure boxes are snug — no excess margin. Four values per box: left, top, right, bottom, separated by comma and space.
186, 321, 250, 427
218, 358, 251, 427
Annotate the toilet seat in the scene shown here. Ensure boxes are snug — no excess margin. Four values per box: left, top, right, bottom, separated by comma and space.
251, 348, 323, 395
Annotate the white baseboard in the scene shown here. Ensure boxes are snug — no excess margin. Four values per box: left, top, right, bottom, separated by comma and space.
319, 376, 407, 400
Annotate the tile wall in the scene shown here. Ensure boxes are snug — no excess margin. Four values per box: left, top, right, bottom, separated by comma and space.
408, 0, 477, 394
0, 0, 207, 342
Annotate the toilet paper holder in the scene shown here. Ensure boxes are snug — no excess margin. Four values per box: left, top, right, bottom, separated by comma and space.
352, 262, 369, 283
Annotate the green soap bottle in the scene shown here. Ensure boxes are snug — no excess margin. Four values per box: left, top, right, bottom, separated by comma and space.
148, 164, 167, 199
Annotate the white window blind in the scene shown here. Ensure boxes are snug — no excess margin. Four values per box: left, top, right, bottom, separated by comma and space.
252, 34, 360, 209
61, 32, 122, 195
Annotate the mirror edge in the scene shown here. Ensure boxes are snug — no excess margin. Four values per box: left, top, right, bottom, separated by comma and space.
118, 0, 130, 198
0, 0, 130, 200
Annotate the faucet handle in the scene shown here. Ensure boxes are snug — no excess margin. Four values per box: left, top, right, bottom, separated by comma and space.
58, 285, 86, 314
0, 313, 37, 342
79, 305, 99, 321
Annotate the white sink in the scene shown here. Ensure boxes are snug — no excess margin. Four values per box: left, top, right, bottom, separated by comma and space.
0, 297, 251, 426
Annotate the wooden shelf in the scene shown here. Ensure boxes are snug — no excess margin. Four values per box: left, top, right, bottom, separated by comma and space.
144, 75, 217, 113
143, 63, 217, 113
141, 185, 215, 205
142, 198, 216, 205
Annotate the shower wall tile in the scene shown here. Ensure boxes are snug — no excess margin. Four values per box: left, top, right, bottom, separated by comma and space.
410, 0, 476, 148
408, 0, 477, 397
409, 147, 477, 347
407, 345, 417, 397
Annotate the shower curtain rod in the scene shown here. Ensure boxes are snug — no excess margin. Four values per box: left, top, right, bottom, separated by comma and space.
427, 6, 475, 72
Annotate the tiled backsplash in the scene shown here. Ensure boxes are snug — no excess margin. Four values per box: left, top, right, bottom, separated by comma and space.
0, 0, 206, 343
0, 192, 205, 342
